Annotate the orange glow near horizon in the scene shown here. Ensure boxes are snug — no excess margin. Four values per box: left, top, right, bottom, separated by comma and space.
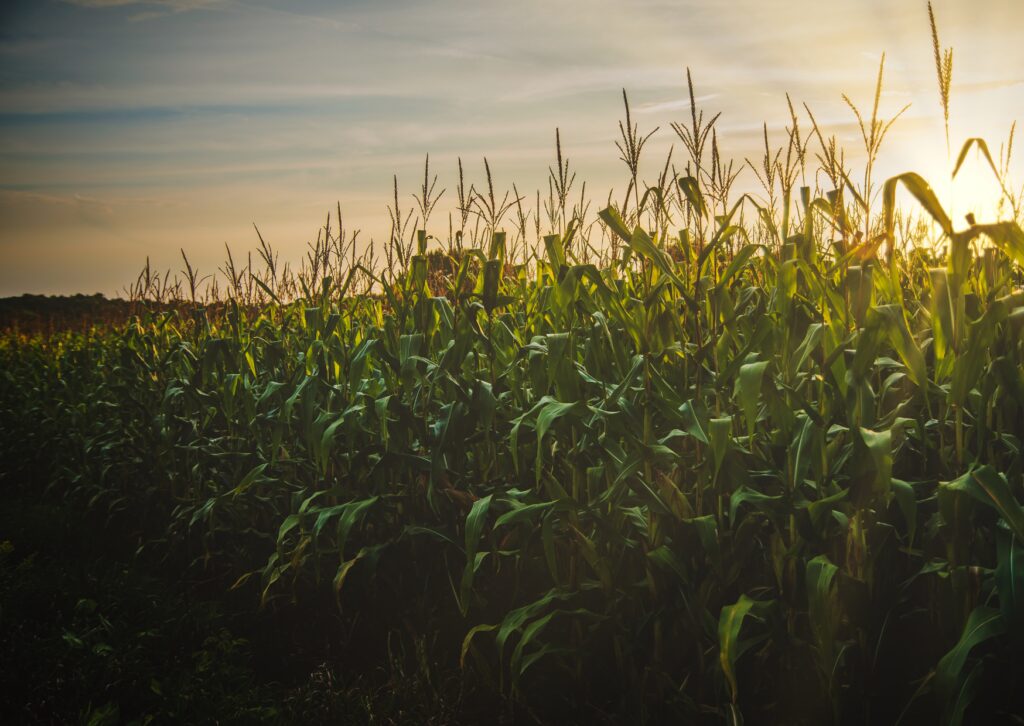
0, 0, 1022, 296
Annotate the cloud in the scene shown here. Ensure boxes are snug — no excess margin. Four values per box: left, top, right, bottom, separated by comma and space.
499, 66, 685, 103
63, 0, 356, 28
1, 0, 1020, 295
0, 82, 410, 115
63, 0, 218, 8
63, 0, 144, 5
953, 78, 1024, 94
635, 94, 719, 115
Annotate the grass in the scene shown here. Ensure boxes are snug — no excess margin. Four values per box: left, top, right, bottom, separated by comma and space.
3, 8, 1024, 724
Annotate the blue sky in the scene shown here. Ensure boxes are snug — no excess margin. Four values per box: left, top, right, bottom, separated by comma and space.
1, 0, 1022, 295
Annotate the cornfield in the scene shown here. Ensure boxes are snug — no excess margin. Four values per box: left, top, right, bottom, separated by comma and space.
3, 47, 1024, 725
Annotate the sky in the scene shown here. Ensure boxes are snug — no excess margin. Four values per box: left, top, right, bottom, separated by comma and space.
0, 0, 1022, 296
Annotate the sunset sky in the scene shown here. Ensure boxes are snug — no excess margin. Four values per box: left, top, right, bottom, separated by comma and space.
1, 0, 1022, 296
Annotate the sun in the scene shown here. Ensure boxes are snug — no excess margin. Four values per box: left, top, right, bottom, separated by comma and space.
948, 148, 1013, 226
906, 140, 1016, 235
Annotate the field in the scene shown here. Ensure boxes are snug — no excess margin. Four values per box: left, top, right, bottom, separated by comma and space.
4, 51, 1024, 726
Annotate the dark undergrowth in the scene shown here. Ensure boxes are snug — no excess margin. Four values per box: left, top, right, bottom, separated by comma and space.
0, 483, 475, 726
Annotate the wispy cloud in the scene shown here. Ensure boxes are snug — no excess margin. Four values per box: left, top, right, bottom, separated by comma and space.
0, 83, 414, 115
635, 94, 719, 115
953, 78, 1024, 94
498, 66, 685, 103
61, 0, 222, 24
63, 0, 219, 9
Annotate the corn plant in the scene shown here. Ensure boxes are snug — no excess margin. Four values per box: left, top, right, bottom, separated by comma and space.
3, 37, 1024, 725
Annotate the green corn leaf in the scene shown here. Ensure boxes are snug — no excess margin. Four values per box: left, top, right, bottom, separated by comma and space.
570, 524, 613, 590
679, 400, 710, 444
496, 589, 569, 658
953, 137, 1003, 186
686, 515, 720, 561
735, 361, 768, 439
231, 463, 269, 496
853, 426, 892, 501
597, 206, 632, 243
852, 305, 928, 390
403, 525, 460, 549
950, 291, 1024, 405
946, 660, 985, 726
717, 244, 764, 291
882, 172, 952, 241
891, 479, 917, 544
806, 555, 840, 672
995, 527, 1024, 632
935, 606, 1006, 719
678, 175, 707, 219
459, 494, 494, 615
509, 612, 556, 687
495, 501, 558, 529
709, 417, 733, 479
969, 221, 1024, 268
791, 413, 817, 489
460, 623, 498, 669
489, 231, 506, 261
804, 488, 849, 534
647, 544, 689, 583
729, 486, 784, 525
941, 466, 1024, 541
534, 399, 584, 482
718, 595, 765, 705
333, 549, 364, 602
312, 496, 378, 556
276, 513, 302, 549
479, 259, 502, 312
543, 233, 566, 271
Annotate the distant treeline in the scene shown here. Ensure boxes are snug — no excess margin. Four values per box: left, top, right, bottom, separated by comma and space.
0, 294, 134, 335
0, 294, 195, 335
0, 295, 260, 335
